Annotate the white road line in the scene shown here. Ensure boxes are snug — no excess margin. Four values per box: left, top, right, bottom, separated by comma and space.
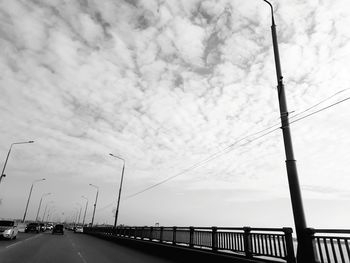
5, 234, 42, 249
77, 252, 88, 263
67, 234, 87, 263
5, 241, 23, 249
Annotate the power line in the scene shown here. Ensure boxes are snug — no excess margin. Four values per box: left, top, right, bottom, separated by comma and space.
124, 92, 350, 200
124, 127, 280, 200
290, 96, 350, 125
289, 88, 350, 120
96, 202, 114, 212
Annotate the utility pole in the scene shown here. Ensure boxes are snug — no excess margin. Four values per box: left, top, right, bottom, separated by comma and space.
262, 1, 315, 262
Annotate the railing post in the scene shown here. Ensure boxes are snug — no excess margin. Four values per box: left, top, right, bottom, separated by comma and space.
160, 226, 164, 243
150, 226, 153, 241
283, 227, 296, 263
189, 226, 194, 248
243, 227, 252, 258
305, 228, 319, 263
173, 226, 177, 245
212, 226, 218, 251
140, 227, 143, 240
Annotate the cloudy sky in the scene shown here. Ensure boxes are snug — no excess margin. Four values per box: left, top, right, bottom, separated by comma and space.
0, 0, 350, 230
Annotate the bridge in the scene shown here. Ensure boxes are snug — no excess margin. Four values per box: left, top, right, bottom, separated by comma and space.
84, 226, 350, 263
1, 225, 349, 263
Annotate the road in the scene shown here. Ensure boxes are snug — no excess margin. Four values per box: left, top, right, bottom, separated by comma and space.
0, 231, 178, 263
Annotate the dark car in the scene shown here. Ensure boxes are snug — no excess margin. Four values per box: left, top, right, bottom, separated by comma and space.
52, 224, 64, 235
25, 223, 40, 233
39, 223, 46, 232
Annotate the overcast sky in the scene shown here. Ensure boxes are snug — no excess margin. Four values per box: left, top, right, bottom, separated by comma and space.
1, 0, 350, 230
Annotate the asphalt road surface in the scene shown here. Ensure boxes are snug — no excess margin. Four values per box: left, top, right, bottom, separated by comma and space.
0, 231, 178, 263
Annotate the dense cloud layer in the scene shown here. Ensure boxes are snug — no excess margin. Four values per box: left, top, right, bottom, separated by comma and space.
0, 0, 350, 228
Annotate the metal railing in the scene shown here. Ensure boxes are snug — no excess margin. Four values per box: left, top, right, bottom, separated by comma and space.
84, 226, 296, 263
309, 228, 350, 263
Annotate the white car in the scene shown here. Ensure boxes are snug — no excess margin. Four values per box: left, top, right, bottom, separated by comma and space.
0, 220, 18, 240
74, 226, 84, 233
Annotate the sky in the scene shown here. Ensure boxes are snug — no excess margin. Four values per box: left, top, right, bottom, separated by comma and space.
0, 0, 350, 231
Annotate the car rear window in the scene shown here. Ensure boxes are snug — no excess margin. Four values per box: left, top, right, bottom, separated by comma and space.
0, 221, 14, 226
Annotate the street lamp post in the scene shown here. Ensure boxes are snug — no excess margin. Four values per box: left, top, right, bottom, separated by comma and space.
81, 196, 88, 226
46, 206, 55, 222
76, 203, 82, 225
73, 208, 79, 227
22, 178, 45, 223
35, 192, 51, 221
261, 1, 315, 261
0, 141, 34, 184
42, 201, 54, 223
89, 184, 99, 226
109, 153, 126, 228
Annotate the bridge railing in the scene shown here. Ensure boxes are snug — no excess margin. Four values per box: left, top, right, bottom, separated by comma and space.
84, 225, 296, 263
308, 228, 350, 263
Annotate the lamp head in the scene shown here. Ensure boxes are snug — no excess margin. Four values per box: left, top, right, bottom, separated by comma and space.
28, 141, 34, 143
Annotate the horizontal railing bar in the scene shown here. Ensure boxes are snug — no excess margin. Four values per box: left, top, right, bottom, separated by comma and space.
94, 226, 290, 232
313, 236, 350, 241
312, 229, 350, 234
84, 225, 296, 263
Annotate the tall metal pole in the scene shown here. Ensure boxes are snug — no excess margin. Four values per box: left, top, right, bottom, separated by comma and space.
73, 208, 79, 227
81, 196, 88, 226
89, 184, 99, 226
42, 204, 48, 223
109, 153, 126, 228
0, 146, 12, 184
261, 1, 315, 261
1, 141, 34, 184
41, 201, 53, 223
46, 208, 51, 222
76, 203, 82, 225
36, 193, 51, 221
22, 178, 45, 222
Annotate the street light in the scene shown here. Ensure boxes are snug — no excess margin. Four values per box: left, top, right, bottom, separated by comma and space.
41, 201, 54, 223
46, 206, 56, 222
73, 207, 79, 227
260, 1, 314, 261
35, 192, 51, 221
81, 196, 88, 226
89, 183, 99, 226
76, 202, 82, 225
109, 153, 126, 228
22, 178, 45, 222
0, 141, 34, 184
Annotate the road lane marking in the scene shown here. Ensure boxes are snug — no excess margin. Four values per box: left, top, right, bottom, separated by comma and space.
5, 234, 42, 249
77, 252, 88, 263
67, 234, 87, 263
6, 241, 23, 249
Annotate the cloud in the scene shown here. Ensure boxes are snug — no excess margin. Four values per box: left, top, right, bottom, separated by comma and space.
0, 0, 350, 227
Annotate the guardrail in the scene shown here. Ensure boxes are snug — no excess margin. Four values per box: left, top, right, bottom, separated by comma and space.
84, 226, 296, 263
308, 228, 350, 263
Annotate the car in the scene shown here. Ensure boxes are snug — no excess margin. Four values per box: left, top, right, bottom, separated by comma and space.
0, 220, 18, 240
74, 226, 83, 233
46, 223, 53, 230
25, 222, 40, 233
39, 223, 46, 232
52, 224, 64, 235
